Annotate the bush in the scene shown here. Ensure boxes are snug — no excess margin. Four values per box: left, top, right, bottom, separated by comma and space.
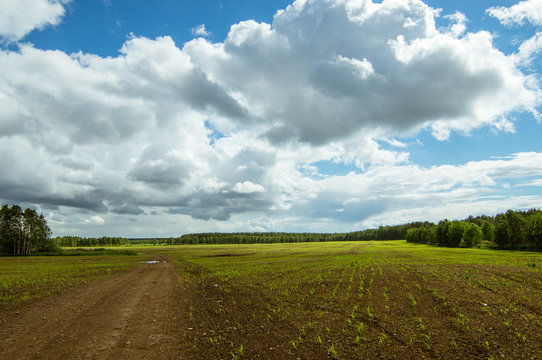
475, 240, 497, 250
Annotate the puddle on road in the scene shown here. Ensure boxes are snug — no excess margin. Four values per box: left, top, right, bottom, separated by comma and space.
138, 260, 167, 264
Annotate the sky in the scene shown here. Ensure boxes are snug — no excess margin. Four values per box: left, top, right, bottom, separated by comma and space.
0, 0, 541, 238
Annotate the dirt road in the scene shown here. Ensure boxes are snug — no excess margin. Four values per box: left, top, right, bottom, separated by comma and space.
0, 255, 184, 360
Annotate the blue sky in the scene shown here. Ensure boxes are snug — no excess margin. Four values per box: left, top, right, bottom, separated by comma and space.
24, 0, 293, 56
0, 0, 541, 237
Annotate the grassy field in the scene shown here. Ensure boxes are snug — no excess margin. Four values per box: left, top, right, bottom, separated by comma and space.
1, 240, 541, 359
0, 250, 145, 306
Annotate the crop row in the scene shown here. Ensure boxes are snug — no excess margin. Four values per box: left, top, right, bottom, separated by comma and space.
169, 241, 542, 359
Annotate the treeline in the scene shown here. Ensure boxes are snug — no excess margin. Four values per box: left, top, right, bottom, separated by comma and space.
142, 209, 542, 250
172, 232, 348, 245
170, 224, 429, 245
406, 209, 542, 251
28, 205, 542, 253
0, 204, 57, 256
54, 236, 129, 247
54, 237, 182, 247
345, 222, 429, 241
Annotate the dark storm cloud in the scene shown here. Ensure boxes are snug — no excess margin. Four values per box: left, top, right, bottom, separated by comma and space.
111, 204, 145, 215
167, 190, 273, 221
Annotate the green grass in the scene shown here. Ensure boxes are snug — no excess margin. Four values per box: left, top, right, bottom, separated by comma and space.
166, 240, 542, 275
0, 251, 145, 306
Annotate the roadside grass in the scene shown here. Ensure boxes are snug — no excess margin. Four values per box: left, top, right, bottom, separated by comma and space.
0, 251, 146, 306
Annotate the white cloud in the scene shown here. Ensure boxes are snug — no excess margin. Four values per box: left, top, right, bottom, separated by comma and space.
361, 196, 542, 229
233, 181, 265, 194
0, 0, 541, 236
284, 152, 542, 228
444, 11, 468, 37
514, 178, 542, 187
381, 138, 408, 148
185, 0, 539, 143
85, 215, 105, 225
0, 0, 70, 42
191, 24, 211, 37
516, 32, 542, 65
487, 0, 542, 27
488, 1, 542, 69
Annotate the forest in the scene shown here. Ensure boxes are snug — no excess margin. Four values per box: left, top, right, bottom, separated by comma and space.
0, 204, 57, 256
405, 209, 542, 251
146, 208, 542, 251
3, 203, 541, 254
54, 235, 129, 247
52, 209, 542, 251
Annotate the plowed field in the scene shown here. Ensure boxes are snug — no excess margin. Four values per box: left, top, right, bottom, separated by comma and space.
1, 241, 541, 359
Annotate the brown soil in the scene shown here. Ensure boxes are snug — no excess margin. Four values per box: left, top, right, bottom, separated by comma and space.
1, 251, 540, 360
0, 255, 185, 360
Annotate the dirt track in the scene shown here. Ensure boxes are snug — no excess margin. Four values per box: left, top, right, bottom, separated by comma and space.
0, 255, 184, 360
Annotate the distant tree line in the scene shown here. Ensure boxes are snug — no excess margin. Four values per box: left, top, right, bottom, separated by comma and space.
171, 232, 348, 245
54, 236, 129, 247
0, 204, 57, 256
167, 223, 431, 245
53, 237, 176, 247
405, 209, 542, 251
344, 223, 430, 242
8, 203, 541, 253
153, 209, 542, 251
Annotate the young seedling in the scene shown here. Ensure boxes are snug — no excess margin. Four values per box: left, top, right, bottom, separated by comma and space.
408, 292, 417, 307
355, 322, 365, 334
316, 335, 323, 346
451, 338, 459, 350
328, 344, 339, 359
378, 330, 388, 345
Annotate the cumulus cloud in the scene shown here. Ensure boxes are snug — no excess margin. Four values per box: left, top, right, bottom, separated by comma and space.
0, 0, 70, 42
487, 0, 542, 110
516, 32, 542, 65
191, 24, 211, 37
0, 0, 541, 236
487, 0, 542, 27
233, 181, 265, 194
128, 143, 197, 189
285, 152, 542, 227
444, 11, 467, 38
185, 0, 539, 143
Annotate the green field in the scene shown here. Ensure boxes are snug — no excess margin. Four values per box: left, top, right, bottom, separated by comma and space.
0, 250, 145, 305
1, 241, 541, 359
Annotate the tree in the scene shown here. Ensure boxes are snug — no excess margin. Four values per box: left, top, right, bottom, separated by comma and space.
529, 212, 542, 250
461, 223, 483, 248
447, 221, 465, 247
436, 220, 450, 246
0, 204, 23, 255
506, 210, 528, 249
481, 220, 495, 243
494, 216, 510, 249
0, 204, 55, 256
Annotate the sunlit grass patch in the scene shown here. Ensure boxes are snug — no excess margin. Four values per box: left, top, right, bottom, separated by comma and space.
0, 252, 144, 306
